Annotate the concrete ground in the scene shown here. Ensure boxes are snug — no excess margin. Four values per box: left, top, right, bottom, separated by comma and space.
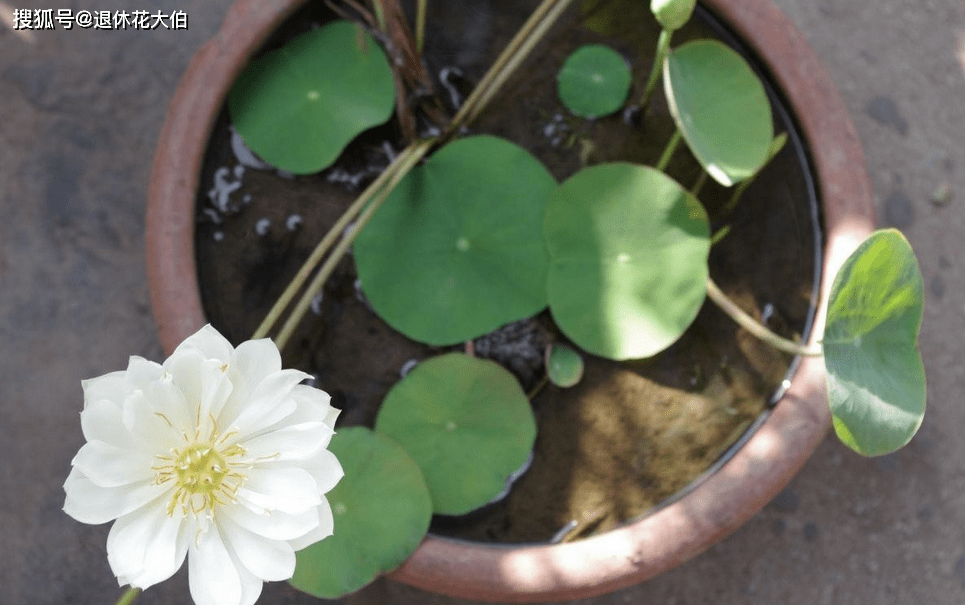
1, 1, 962, 604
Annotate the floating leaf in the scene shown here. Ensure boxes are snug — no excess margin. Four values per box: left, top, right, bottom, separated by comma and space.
545, 163, 710, 360
823, 229, 926, 456
228, 20, 395, 174
374, 353, 537, 515
546, 343, 585, 387
290, 427, 432, 599
353, 135, 556, 346
664, 40, 773, 186
557, 44, 632, 118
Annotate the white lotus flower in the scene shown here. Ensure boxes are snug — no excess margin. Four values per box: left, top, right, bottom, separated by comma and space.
63, 325, 343, 605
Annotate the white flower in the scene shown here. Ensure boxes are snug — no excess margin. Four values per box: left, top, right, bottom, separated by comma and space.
63, 325, 343, 605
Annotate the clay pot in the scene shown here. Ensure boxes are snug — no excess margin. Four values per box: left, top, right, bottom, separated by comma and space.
146, 0, 875, 601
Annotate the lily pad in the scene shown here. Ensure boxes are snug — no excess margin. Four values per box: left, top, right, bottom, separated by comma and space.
557, 44, 632, 118
290, 427, 432, 598
353, 135, 557, 346
545, 163, 710, 360
228, 20, 395, 174
823, 229, 926, 456
374, 353, 537, 515
664, 40, 773, 186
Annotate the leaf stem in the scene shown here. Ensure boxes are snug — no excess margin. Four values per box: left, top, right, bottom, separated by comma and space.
656, 128, 681, 172
448, 0, 577, 135
639, 28, 672, 112
251, 144, 421, 340
705, 276, 822, 357
415, 0, 426, 53
115, 588, 140, 605
720, 132, 788, 216
272, 138, 436, 351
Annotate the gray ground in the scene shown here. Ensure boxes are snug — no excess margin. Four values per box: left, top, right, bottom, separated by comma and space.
1, 1, 962, 604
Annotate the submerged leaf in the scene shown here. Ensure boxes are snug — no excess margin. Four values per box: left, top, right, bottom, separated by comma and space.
823, 229, 926, 456
229, 20, 395, 174
374, 353, 537, 515
290, 427, 432, 598
545, 163, 710, 360
546, 343, 585, 388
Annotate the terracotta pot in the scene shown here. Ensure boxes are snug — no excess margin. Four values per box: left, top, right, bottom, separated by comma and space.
147, 0, 875, 601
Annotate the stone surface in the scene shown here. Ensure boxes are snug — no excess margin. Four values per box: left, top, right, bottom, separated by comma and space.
1, 0, 963, 604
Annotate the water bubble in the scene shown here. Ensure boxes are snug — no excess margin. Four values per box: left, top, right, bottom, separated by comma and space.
310, 291, 324, 316
213, 231, 225, 242
229, 125, 271, 170
254, 218, 271, 236
400, 358, 419, 377
286, 214, 303, 231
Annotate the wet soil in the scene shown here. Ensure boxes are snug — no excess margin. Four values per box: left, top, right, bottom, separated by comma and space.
194, 0, 821, 543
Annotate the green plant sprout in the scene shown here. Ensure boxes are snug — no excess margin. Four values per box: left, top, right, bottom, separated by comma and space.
117, 0, 929, 602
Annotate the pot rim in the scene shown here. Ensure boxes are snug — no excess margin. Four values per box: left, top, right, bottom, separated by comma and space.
146, 0, 876, 601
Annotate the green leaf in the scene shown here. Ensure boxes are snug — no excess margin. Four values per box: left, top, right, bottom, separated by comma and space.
557, 44, 632, 118
650, 0, 696, 31
228, 20, 395, 174
290, 427, 432, 599
546, 343, 585, 388
823, 229, 926, 456
374, 353, 537, 515
664, 40, 773, 186
545, 163, 710, 360
353, 135, 557, 346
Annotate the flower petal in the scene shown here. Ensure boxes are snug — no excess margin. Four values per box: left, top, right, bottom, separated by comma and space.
63, 467, 168, 525
188, 524, 244, 605
175, 324, 234, 364
302, 447, 344, 495
71, 440, 154, 487
80, 398, 133, 449
125, 356, 165, 391
226, 370, 307, 437
221, 517, 296, 581
236, 467, 321, 514
223, 500, 319, 541
289, 498, 335, 551
82, 370, 131, 409
107, 500, 189, 590
241, 421, 334, 463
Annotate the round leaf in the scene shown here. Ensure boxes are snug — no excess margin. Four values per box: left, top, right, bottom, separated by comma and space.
290, 427, 432, 599
557, 44, 632, 118
353, 135, 557, 345
546, 343, 585, 388
823, 229, 926, 456
545, 163, 710, 360
228, 20, 396, 174
664, 40, 773, 186
374, 353, 537, 515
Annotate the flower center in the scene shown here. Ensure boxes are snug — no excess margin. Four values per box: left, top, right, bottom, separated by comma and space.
154, 440, 247, 517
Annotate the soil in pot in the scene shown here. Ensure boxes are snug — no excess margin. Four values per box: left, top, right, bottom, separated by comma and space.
194, 0, 821, 544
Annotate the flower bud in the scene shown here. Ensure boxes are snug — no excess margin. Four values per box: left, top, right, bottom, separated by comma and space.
651, 0, 696, 31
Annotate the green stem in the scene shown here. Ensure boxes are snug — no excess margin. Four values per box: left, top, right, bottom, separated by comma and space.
639, 28, 672, 112
720, 132, 788, 216
705, 276, 823, 357
448, 0, 576, 135
655, 128, 681, 172
371, 0, 387, 31
691, 169, 707, 197
415, 0, 426, 53
115, 588, 140, 605
272, 138, 436, 351
251, 144, 421, 341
